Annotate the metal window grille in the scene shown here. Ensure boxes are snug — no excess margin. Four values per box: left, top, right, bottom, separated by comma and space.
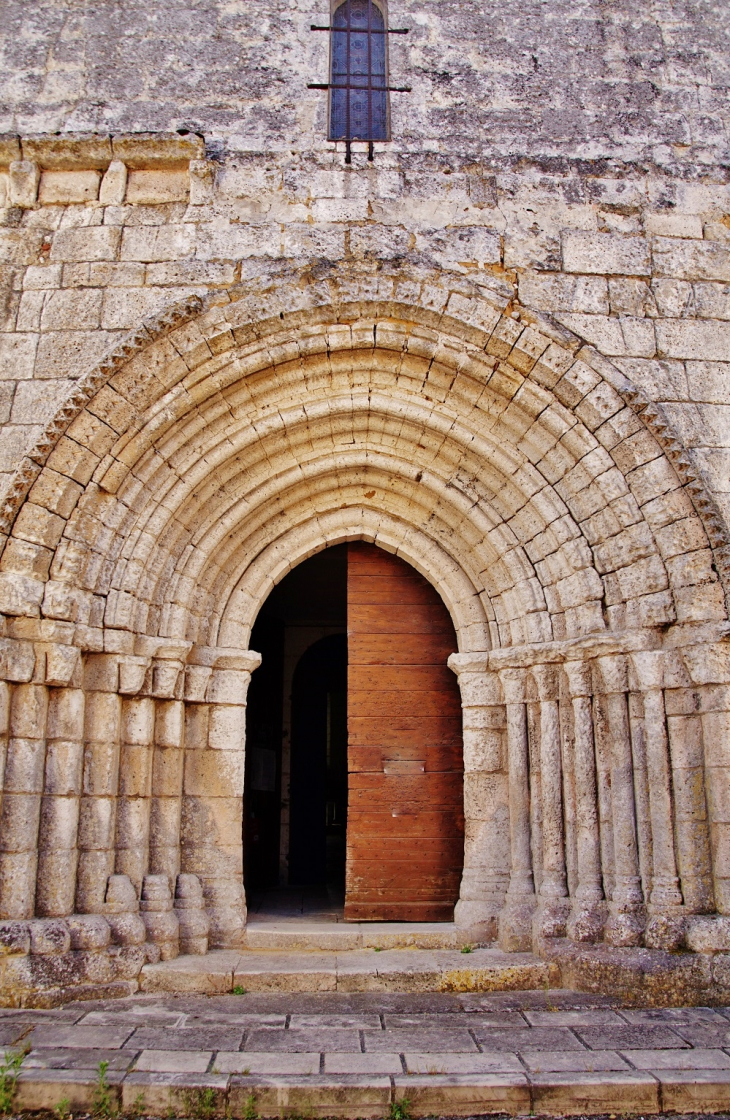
329, 0, 390, 142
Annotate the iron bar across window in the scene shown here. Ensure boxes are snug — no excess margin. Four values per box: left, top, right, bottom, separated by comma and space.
328, 0, 390, 142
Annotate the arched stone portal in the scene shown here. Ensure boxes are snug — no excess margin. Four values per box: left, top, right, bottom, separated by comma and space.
0, 263, 728, 997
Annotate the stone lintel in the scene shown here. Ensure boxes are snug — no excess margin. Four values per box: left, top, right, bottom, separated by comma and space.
21, 134, 113, 170
111, 132, 205, 168
0, 133, 205, 173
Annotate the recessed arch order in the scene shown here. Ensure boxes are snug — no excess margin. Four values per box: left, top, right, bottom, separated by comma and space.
0, 260, 728, 956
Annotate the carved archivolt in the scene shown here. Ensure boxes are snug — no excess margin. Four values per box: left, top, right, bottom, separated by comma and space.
0, 261, 727, 993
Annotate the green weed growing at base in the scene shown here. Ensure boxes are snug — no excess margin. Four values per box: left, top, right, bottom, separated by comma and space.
0, 1042, 30, 1115
93, 1059, 116, 1119
183, 1086, 217, 1120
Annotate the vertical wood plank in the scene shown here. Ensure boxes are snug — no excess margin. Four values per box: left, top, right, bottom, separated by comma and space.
345, 543, 464, 921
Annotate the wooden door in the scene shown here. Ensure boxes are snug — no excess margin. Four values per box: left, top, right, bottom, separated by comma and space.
345, 543, 464, 921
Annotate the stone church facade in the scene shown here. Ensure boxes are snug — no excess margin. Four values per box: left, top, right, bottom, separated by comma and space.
0, 0, 728, 1003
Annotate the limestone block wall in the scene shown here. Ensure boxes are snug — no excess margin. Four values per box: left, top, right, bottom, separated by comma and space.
1, 0, 727, 169
0, 137, 729, 536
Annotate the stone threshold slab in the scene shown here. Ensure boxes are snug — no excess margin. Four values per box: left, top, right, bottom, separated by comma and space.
242, 920, 482, 951
15, 1067, 730, 1116
139, 948, 557, 995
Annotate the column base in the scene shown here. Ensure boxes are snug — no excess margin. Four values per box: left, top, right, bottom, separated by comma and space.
604, 903, 645, 947
567, 899, 607, 944
205, 881, 247, 949
644, 909, 686, 951
498, 895, 536, 953
533, 897, 570, 941
453, 899, 498, 942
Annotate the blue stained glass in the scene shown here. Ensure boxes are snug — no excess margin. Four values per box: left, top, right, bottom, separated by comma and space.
329, 0, 389, 141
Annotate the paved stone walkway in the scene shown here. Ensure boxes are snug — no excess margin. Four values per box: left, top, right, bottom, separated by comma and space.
3, 989, 730, 1116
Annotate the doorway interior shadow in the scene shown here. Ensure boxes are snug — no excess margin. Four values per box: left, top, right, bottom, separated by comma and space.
245, 545, 348, 915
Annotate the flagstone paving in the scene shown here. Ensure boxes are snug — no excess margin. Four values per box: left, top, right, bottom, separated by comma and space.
4, 989, 730, 1116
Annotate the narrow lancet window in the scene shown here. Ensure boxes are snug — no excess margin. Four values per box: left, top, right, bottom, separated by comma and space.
329, 0, 390, 143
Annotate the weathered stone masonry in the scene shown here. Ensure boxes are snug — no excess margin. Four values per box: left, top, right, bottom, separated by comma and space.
0, 0, 729, 1004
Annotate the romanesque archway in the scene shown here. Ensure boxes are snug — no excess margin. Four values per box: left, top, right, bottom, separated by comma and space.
0, 263, 727, 984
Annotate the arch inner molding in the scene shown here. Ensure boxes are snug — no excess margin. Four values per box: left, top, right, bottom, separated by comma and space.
0, 264, 727, 967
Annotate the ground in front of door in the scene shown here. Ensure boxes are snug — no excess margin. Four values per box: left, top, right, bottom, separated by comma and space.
3, 989, 730, 1118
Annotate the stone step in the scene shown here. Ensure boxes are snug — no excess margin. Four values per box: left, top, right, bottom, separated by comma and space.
16, 1066, 730, 1117
139, 947, 558, 995
241, 920, 480, 951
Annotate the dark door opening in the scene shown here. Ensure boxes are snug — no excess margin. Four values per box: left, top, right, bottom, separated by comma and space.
244, 545, 348, 900
289, 634, 348, 887
243, 618, 284, 890
244, 540, 464, 922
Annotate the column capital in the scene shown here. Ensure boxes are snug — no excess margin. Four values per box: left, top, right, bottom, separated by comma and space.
134, 637, 193, 662
118, 654, 151, 696
596, 653, 628, 694
187, 646, 262, 673
447, 653, 490, 677
498, 667, 527, 705
448, 655, 502, 705
531, 663, 559, 702
36, 642, 82, 688
563, 659, 593, 698
630, 649, 666, 692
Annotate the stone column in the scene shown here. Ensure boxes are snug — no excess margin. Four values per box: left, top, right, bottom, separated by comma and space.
532, 664, 569, 939
631, 652, 683, 941
0, 681, 8, 817
36, 685, 85, 916
626, 690, 653, 905
148, 647, 188, 888
76, 655, 122, 914
596, 654, 645, 946
149, 698, 185, 883
115, 691, 155, 895
181, 647, 261, 949
0, 682, 48, 918
448, 655, 509, 939
563, 659, 605, 942
664, 705, 714, 914
497, 668, 536, 951
674, 640, 727, 913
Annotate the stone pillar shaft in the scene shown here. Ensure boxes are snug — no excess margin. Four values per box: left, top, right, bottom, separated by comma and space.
181, 649, 260, 949
0, 682, 8, 814
76, 656, 122, 914
665, 709, 714, 913
497, 668, 536, 951
149, 699, 185, 882
631, 652, 682, 910
448, 656, 509, 938
597, 654, 644, 946
532, 664, 568, 939
563, 659, 605, 942
0, 683, 48, 918
533, 667, 565, 896
36, 687, 85, 917
115, 696, 155, 894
